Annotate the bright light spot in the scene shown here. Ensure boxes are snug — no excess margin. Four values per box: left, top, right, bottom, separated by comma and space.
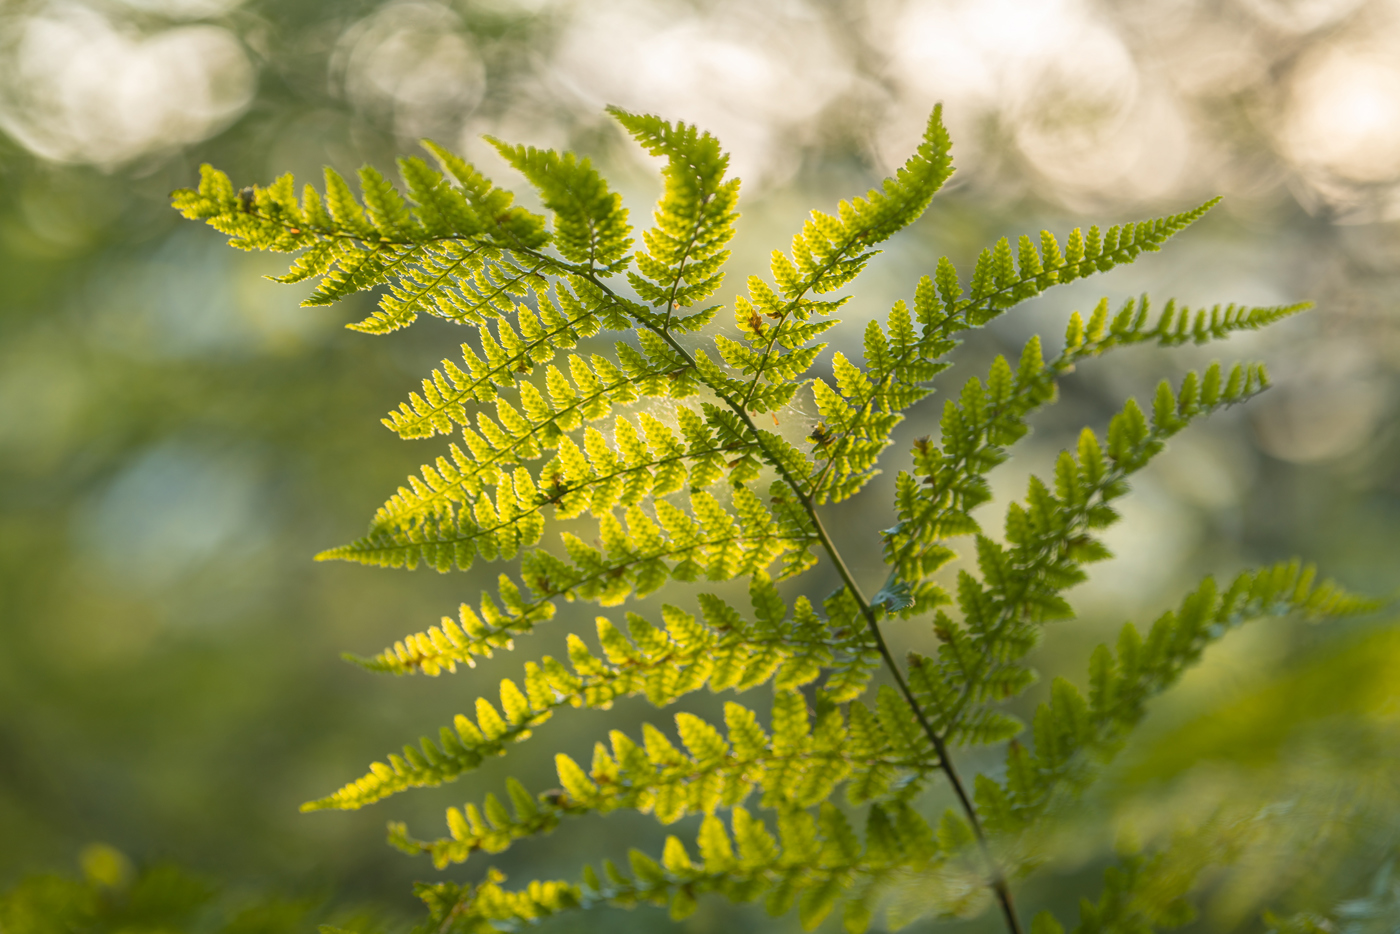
878, 0, 1184, 201
1166, 22, 1269, 98
115, 0, 245, 18
880, 0, 1066, 160
551, 0, 852, 186
334, 1, 486, 142
1252, 341, 1390, 463
0, 6, 253, 167
470, 0, 558, 12
1240, 0, 1366, 33
1018, 85, 1191, 203
1284, 46, 1400, 183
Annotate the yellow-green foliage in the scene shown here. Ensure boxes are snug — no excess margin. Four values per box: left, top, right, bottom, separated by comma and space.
174, 105, 1374, 934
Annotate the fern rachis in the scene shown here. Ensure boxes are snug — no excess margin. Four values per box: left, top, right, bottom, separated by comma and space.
175, 104, 1373, 934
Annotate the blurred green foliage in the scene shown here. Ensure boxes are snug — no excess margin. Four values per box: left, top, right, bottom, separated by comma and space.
0, 844, 386, 934
2, 0, 1400, 930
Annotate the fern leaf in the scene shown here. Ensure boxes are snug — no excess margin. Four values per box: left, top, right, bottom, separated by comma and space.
380, 284, 608, 439
420, 138, 550, 248
358, 488, 809, 618
610, 108, 741, 325
885, 304, 1287, 622
805, 299, 957, 504
172, 155, 561, 336
323, 403, 773, 575
729, 105, 953, 411
905, 359, 1277, 750
979, 562, 1374, 841
410, 800, 947, 933
488, 139, 633, 270
349, 556, 855, 692
924, 200, 1223, 333
301, 674, 556, 812
390, 695, 934, 868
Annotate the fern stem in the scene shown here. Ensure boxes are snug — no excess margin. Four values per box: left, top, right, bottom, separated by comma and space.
312, 211, 1033, 926
557, 263, 1025, 934
803, 509, 1025, 934
660, 190, 712, 334
737, 226, 866, 410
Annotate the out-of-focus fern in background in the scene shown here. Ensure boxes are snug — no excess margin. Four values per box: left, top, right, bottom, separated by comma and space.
2, 0, 1400, 930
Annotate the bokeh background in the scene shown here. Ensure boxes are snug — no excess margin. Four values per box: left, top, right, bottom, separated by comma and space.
2, 0, 1400, 929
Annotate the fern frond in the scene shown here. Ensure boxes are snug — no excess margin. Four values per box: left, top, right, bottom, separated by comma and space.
804, 290, 1301, 515
731, 105, 954, 411
781, 103, 953, 298
1061, 294, 1311, 355
610, 108, 740, 330
302, 674, 552, 811
318, 585, 888, 815
976, 561, 1375, 839
324, 404, 767, 574
334, 486, 818, 686
412, 801, 943, 933
176, 104, 1365, 934
418, 140, 551, 247
344, 330, 715, 565
907, 360, 1274, 748
391, 691, 937, 868
487, 139, 633, 271
380, 283, 608, 439
507, 487, 812, 607
923, 200, 1222, 333
353, 573, 874, 693
883, 297, 1287, 621
339, 242, 490, 335
172, 166, 318, 251
172, 154, 554, 335
805, 295, 957, 504
344, 575, 553, 679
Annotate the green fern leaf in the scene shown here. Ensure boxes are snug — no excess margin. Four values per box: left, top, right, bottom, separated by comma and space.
488, 139, 633, 270
611, 108, 741, 326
